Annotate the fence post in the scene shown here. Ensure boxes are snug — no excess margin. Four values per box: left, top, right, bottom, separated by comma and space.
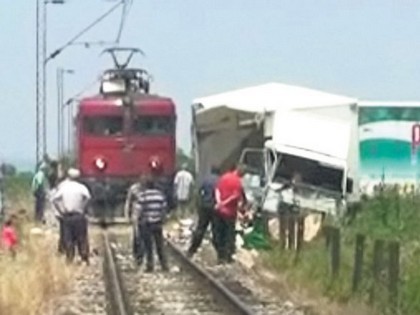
261, 211, 269, 236
388, 241, 400, 313
352, 234, 366, 293
330, 227, 341, 278
370, 239, 385, 304
296, 215, 305, 251
294, 215, 305, 263
279, 212, 287, 249
287, 213, 296, 250
324, 225, 332, 250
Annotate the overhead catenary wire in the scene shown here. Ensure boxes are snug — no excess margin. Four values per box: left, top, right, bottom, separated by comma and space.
45, 0, 124, 63
64, 75, 102, 106
115, 0, 133, 44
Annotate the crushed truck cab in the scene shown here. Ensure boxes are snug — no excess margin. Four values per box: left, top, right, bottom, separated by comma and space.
192, 82, 360, 218
246, 111, 359, 217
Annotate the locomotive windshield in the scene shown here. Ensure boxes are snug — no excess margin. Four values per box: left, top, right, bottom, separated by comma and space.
84, 116, 123, 136
133, 116, 174, 135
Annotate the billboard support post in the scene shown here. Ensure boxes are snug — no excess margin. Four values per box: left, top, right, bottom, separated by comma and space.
411, 123, 420, 191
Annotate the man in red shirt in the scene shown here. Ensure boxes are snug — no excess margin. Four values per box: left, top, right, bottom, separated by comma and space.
213, 164, 247, 264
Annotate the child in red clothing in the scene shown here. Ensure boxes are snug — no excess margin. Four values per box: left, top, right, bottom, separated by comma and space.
2, 216, 18, 257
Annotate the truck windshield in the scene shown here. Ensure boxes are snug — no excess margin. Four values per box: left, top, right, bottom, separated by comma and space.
83, 116, 123, 136
274, 153, 344, 192
133, 116, 174, 135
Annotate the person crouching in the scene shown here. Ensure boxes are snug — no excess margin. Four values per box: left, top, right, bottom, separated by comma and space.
134, 175, 169, 272
51, 168, 91, 264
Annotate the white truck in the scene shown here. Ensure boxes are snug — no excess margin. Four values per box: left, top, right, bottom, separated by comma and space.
191, 82, 360, 217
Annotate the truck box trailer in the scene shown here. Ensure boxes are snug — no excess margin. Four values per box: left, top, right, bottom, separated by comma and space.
192, 83, 357, 179
359, 101, 420, 193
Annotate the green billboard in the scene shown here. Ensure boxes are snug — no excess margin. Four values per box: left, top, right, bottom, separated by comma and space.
359, 105, 420, 183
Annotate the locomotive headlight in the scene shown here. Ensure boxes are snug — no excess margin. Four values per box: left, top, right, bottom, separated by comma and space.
114, 98, 123, 106
94, 157, 107, 171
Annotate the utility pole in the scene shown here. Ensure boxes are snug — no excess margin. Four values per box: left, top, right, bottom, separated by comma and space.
42, 0, 47, 156
42, 0, 66, 157
67, 99, 74, 156
38, 0, 127, 163
57, 68, 74, 157
36, 0, 41, 166
36, 0, 65, 166
56, 68, 62, 157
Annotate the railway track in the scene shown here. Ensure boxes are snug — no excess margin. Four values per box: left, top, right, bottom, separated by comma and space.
102, 229, 257, 315
170, 238, 307, 315
102, 228, 306, 315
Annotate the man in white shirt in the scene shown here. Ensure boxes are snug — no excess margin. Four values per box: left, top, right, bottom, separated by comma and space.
173, 164, 194, 218
52, 168, 91, 264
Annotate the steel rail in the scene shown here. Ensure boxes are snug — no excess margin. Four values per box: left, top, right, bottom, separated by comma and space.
102, 231, 131, 315
100, 226, 257, 315
165, 238, 257, 315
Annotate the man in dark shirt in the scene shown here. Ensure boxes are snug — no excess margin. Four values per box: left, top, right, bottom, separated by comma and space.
134, 175, 169, 272
187, 166, 220, 258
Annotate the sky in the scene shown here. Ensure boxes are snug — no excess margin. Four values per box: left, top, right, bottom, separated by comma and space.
2, 0, 420, 170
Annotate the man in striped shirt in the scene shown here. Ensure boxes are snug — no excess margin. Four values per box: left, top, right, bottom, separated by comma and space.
134, 176, 169, 272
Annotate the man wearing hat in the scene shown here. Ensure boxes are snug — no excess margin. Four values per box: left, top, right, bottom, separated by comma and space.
51, 168, 91, 264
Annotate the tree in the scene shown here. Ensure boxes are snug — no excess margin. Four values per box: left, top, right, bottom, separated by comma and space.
1, 163, 17, 177
176, 147, 195, 172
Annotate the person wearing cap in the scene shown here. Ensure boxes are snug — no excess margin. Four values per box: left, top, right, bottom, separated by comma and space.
173, 163, 194, 219
31, 162, 48, 223
51, 168, 91, 264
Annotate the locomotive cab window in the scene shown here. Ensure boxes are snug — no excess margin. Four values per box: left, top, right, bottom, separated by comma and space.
83, 116, 123, 136
133, 116, 174, 135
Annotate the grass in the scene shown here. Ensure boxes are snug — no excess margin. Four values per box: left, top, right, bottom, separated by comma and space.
4, 172, 33, 212
0, 172, 73, 315
0, 226, 72, 315
261, 190, 420, 315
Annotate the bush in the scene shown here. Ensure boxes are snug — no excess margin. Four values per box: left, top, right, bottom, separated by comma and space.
4, 172, 33, 213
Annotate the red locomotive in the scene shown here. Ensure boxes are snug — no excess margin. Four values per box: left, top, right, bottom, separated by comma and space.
75, 48, 176, 220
